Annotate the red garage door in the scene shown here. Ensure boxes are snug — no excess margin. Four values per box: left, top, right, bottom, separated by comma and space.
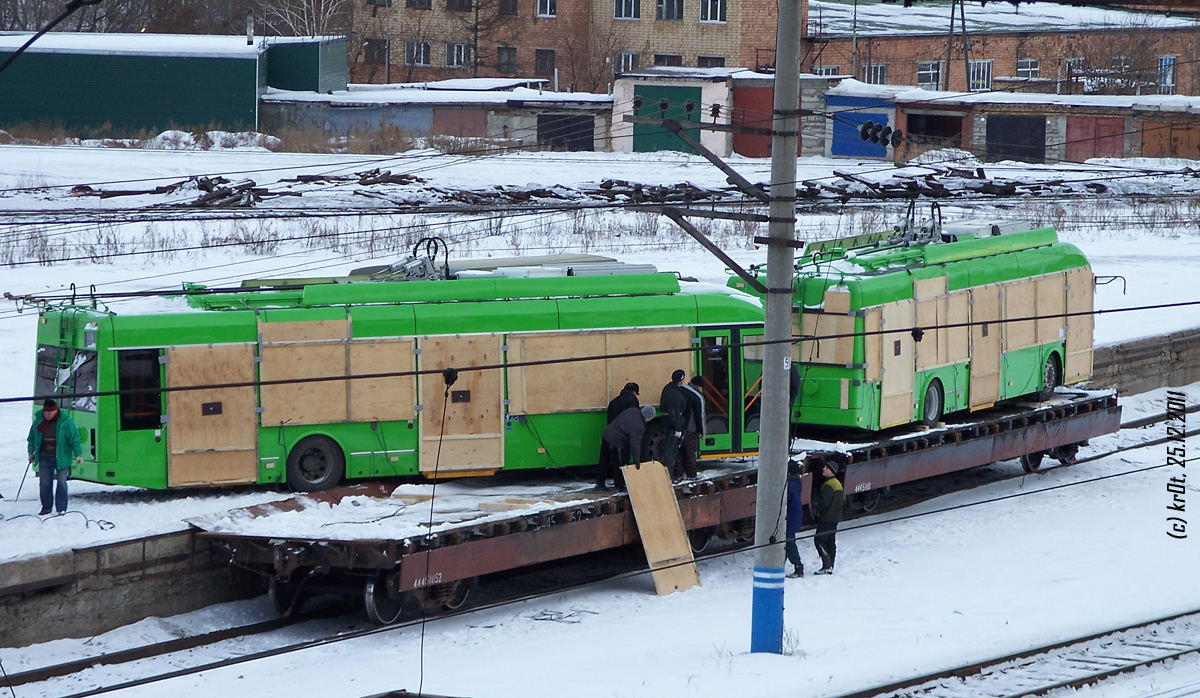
1066, 116, 1124, 162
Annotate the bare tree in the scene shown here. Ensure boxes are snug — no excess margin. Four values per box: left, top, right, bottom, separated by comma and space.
264, 0, 352, 36
1060, 21, 1197, 95
559, 21, 642, 93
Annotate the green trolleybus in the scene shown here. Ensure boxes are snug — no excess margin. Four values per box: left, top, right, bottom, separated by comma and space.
730, 216, 1095, 431
30, 259, 768, 491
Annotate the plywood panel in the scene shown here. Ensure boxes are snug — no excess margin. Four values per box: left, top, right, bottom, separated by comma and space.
166, 343, 258, 487
1003, 279, 1037, 351
947, 292, 970, 363
418, 334, 504, 473
914, 276, 947, 301
1065, 267, 1095, 383
606, 328, 693, 403
259, 319, 349, 344
348, 339, 416, 422
260, 343, 348, 426
880, 299, 915, 427
508, 331, 608, 415
799, 313, 856, 365
621, 460, 699, 595
1036, 273, 1067, 345
824, 289, 852, 313
970, 284, 1002, 409
864, 307, 882, 383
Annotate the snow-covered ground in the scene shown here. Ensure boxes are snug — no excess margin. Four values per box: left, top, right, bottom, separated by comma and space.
0, 144, 1198, 696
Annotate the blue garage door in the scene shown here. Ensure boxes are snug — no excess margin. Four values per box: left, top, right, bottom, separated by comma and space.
827, 95, 892, 158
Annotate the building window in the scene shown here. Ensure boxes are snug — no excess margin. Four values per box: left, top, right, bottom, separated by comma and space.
618, 52, 639, 72
811, 65, 839, 76
654, 54, 682, 66
697, 55, 725, 68
657, 0, 682, 20
537, 0, 556, 16
497, 45, 518, 73
1016, 58, 1039, 79
917, 60, 941, 89
499, 0, 518, 13
368, 0, 394, 6
1159, 56, 1177, 95
363, 38, 388, 64
446, 0, 471, 10
405, 0, 429, 7
536, 48, 555, 74
700, 0, 725, 22
447, 42, 471, 68
405, 40, 430, 66
614, 0, 639, 18
862, 63, 887, 84
968, 59, 992, 91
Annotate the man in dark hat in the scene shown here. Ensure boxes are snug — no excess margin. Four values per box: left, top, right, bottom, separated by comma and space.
27, 399, 83, 515
596, 405, 656, 491
811, 460, 844, 575
658, 369, 687, 478
676, 375, 706, 480
607, 382, 640, 424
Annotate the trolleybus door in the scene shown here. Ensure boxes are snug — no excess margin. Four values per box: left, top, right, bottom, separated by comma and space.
417, 334, 505, 475
694, 330, 734, 455
164, 344, 258, 487
736, 327, 763, 453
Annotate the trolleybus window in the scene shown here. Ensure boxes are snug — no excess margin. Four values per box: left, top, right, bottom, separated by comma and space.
33, 344, 98, 413
118, 349, 162, 430
698, 336, 730, 435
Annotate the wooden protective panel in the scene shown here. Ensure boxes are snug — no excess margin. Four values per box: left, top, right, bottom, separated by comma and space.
507, 331, 608, 415
260, 343, 348, 426
969, 284, 1002, 409
165, 344, 257, 487
1065, 267, 1095, 383
606, 328, 693, 403
798, 313, 857, 365
824, 289, 852, 313
1036, 273, 1067, 345
418, 334, 504, 473
914, 276, 947, 371
879, 299, 915, 428
947, 292, 970, 363
1003, 279, 1038, 351
864, 308, 882, 383
348, 339, 416, 422
259, 320, 350, 426
621, 460, 700, 595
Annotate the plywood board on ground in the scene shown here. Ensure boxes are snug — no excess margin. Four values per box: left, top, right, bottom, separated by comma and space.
621, 460, 699, 595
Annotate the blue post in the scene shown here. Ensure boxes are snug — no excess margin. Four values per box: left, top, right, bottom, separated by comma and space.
750, 566, 785, 653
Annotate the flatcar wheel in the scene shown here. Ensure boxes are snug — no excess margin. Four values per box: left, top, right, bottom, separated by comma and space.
414, 579, 473, 612
442, 580, 472, 611
1020, 451, 1045, 473
688, 526, 713, 553
269, 576, 307, 617
920, 379, 944, 427
1051, 443, 1080, 465
286, 435, 346, 492
1036, 354, 1061, 401
852, 489, 882, 513
364, 575, 406, 626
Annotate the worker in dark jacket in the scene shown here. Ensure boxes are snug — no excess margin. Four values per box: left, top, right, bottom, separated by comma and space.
676, 375, 705, 480
27, 399, 82, 515
785, 460, 805, 578
596, 405, 656, 491
607, 382, 640, 423
811, 460, 844, 575
658, 369, 687, 474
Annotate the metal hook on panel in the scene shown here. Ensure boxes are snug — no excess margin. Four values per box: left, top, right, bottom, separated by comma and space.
70, 283, 76, 305
1094, 275, 1127, 295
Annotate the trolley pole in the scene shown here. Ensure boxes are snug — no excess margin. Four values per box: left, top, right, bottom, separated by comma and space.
749, 0, 802, 654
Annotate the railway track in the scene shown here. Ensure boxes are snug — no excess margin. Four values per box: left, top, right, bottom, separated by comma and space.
835, 609, 1200, 698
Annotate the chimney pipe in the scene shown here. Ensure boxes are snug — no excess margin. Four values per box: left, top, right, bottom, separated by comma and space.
246, 14, 254, 45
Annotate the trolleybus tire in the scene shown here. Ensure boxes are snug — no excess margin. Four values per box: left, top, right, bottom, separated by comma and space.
921, 379, 944, 427
1020, 451, 1045, 473
1037, 353, 1062, 401
285, 435, 346, 492
364, 574, 406, 625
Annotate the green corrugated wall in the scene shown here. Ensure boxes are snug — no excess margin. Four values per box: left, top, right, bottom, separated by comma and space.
266, 39, 348, 93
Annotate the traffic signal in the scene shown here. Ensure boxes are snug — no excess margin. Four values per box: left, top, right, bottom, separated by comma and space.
858, 120, 904, 148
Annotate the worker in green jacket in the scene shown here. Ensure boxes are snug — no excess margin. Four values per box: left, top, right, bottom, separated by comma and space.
27, 399, 82, 515
811, 460, 844, 575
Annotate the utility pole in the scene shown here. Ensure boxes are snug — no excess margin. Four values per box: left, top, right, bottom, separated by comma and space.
749, 0, 801, 655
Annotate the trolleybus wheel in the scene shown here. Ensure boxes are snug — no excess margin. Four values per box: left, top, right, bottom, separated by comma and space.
921, 379, 944, 427
364, 574, 406, 626
1037, 353, 1061, 401
1020, 451, 1045, 473
644, 422, 670, 464
269, 576, 308, 617
286, 435, 345, 492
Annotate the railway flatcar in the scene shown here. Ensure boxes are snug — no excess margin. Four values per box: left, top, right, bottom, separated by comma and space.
731, 213, 1094, 431
26, 257, 768, 491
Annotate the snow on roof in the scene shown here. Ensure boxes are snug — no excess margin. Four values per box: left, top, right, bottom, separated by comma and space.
0, 32, 340, 59
827, 78, 1200, 113
616, 66, 765, 81
262, 85, 612, 106
807, 0, 1200, 37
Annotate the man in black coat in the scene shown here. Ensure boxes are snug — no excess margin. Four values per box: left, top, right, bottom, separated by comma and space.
607, 382, 640, 423
676, 375, 705, 480
596, 405, 656, 491
658, 369, 687, 475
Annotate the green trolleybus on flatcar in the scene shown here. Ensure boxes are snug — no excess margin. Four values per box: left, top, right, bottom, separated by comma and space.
730, 216, 1095, 431
29, 258, 768, 491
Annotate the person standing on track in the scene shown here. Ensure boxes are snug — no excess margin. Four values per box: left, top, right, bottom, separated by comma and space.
596, 405, 656, 492
785, 460, 805, 578
812, 460, 843, 575
676, 375, 705, 480
658, 369, 687, 477
27, 399, 82, 516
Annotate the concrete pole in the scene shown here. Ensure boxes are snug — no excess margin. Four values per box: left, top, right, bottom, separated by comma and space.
749, 0, 801, 655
